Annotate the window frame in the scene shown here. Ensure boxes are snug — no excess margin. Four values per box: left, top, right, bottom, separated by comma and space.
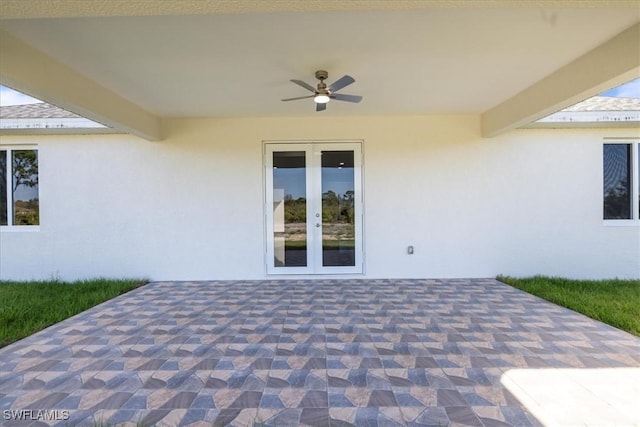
603, 140, 639, 226
0, 145, 40, 232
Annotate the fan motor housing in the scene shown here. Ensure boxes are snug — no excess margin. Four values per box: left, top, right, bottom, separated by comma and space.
315, 70, 329, 81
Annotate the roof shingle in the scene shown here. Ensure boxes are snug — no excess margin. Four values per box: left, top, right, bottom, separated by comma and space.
0, 102, 83, 119
564, 96, 640, 112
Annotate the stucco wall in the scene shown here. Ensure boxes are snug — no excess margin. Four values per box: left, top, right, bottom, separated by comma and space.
1, 115, 638, 280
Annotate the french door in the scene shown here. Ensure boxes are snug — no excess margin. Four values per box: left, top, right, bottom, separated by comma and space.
265, 142, 363, 274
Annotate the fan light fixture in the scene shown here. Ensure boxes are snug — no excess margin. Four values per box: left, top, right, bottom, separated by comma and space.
314, 94, 330, 104
281, 70, 362, 111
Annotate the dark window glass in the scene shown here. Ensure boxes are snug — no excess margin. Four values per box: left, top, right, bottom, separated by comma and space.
12, 150, 39, 225
603, 144, 631, 220
0, 151, 7, 226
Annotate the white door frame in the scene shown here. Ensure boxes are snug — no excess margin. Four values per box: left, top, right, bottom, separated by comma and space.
264, 141, 363, 275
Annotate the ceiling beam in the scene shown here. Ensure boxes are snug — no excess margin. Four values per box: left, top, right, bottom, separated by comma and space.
481, 23, 640, 138
0, 30, 161, 141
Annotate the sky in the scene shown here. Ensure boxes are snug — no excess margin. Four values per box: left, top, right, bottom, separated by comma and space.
600, 78, 640, 98
1, 78, 639, 107
0, 86, 43, 106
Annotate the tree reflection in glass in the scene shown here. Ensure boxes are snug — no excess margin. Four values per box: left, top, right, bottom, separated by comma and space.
603, 144, 631, 220
0, 151, 7, 226
322, 151, 355, 266
11, 150, 39, 226
273, 151, 307, 266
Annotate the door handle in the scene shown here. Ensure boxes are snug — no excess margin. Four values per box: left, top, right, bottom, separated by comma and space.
316, 223, 321, 227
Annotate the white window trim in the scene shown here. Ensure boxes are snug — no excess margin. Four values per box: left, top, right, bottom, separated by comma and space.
0, 145, 40, 231
603, 140, 639, 226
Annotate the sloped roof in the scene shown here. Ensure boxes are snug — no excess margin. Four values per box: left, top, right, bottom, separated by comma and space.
531, 95, 640, 127
0, 101, 111, 133
564, 96, 640, 112
0, 102, 82, 119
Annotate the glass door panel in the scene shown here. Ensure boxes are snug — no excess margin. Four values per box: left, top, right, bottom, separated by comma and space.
272, 151, 307, 267
321, 151, 355, 267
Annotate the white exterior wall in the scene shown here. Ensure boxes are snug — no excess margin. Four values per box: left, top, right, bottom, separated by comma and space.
1, 115, 638, 281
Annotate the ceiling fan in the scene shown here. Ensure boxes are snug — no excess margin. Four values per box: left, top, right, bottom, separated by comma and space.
281, 70, 363, 111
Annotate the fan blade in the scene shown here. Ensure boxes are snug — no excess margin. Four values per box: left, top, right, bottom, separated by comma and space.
328, 75, 355, 92
316, 102, 327, 112
282, 95, 315, 102
331, 93, 362, 103
290, 79, 316, 92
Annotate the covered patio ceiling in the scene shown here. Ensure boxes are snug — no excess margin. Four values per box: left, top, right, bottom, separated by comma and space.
0, 0, 639, 140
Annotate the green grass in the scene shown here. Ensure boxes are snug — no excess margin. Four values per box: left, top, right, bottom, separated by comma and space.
0, 278, 147, 348
497, 275, 640, 337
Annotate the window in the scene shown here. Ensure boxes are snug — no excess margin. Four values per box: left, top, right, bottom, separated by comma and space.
0, 148, 39, 227
603, 142, 639, 222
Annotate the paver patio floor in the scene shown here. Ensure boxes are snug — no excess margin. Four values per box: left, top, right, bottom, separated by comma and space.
0, 279, 638, 426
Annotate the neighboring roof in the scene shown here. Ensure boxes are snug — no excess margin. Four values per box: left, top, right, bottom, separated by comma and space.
0, 102, 111, 133
530, 96, 640, 128
563, 96, 640, 112
0, 102, 83, 119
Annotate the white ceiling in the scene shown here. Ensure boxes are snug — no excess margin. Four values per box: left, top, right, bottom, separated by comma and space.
0, 2, 638, 118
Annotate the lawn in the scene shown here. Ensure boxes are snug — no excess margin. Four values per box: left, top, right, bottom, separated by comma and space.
498, 275, 640, 337
0, 278, 146, 348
